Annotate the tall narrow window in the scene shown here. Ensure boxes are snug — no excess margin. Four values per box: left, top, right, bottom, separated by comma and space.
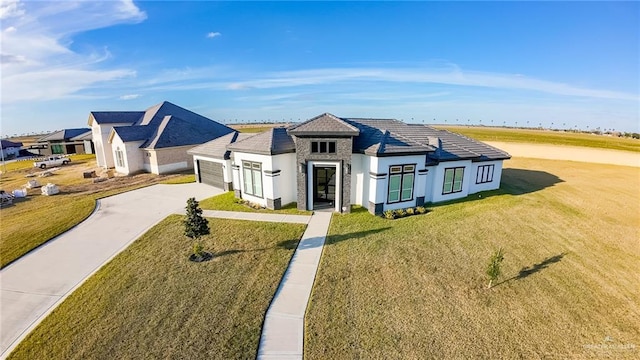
443, 167, 464, 194
242, 161, 263, 197
476, 164, 495, 184
115, 148, 125, 167
387, 164, 415, 203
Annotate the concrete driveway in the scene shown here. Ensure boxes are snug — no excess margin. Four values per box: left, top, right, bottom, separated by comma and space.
0, 183, 222, 358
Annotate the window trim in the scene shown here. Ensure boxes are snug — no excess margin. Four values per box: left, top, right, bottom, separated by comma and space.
442, 167, 465, 195
311, 140, 337, 154
475, 164, 495, 184
115, 147, 125, 168
242, 161, 263, 198
387, 164, 416, 204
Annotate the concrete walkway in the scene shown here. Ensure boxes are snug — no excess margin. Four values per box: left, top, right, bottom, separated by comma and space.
199, 210, 311, 224
257, 211, 332, 360
0, 183, 222, 358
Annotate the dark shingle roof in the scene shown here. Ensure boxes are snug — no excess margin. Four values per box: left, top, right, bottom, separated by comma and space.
343, 118, 435, 156
287, 113, 360, 136
1, 139, 23, 149
38, 128, 91, 142
188, 132, 254, 159
112, 125, 153, 143
107, 101, 235, 149
90, 112, 144, 124
227, 128, 296, 155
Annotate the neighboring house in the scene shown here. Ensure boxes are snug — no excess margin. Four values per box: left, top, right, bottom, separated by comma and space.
70, 131, 95, 155
1, 139, 23, 160
88, 101, 235, 175
191, 113, 511, 215
34, 129, 91, 156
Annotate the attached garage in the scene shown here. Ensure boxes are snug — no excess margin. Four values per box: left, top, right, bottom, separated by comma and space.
197, 160, 224, 188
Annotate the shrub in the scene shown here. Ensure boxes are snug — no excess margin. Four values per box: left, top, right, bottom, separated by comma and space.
406, 207, 415, 215
193, 242, 204, 257
395, 208, 406, 218
486, 248, 505, 289
383, 210, 395, 219
415, 206, 427, 214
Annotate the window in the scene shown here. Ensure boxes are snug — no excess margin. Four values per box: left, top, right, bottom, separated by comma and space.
387, 164, 415, 203
443, 167, 464, 194
115, 148, 125, 167
311, 141, 336, 154
476, 164, 495, 184
242, 161, 263, 197
51, 144, 64, 154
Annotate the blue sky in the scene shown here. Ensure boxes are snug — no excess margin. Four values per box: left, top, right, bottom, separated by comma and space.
1, 0, 638, 135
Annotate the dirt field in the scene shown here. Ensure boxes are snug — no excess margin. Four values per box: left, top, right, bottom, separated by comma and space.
486, 141, 640, 167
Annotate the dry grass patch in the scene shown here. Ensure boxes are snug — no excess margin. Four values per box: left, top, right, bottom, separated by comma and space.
9, 216, 305, 359
0, 156, 195, 268
435, 126, 640, 152
306, 158, 639, 359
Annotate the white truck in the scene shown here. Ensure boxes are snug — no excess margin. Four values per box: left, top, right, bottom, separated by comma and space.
33, 155, 71, 169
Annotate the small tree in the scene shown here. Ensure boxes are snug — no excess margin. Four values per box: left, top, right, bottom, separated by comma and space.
486, 248, 505, 289
184, 197, 210, 258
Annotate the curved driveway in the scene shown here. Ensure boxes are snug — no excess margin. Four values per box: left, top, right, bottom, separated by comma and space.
0, 183, 222, 358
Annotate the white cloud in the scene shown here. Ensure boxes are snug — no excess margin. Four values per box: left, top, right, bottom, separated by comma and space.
206, 31, 221, 38
0, 0, 24, 20
0, 0, 145, 104
225, 67, 638, 101
119, 94, 140, 100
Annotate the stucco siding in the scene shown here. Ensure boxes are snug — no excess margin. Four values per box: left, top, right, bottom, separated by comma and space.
429, 160, 474, 203
468, 160, 504, 194
111, 135, 144, 175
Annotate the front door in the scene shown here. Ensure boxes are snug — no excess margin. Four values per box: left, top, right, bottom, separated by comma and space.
313, 166, 336, 209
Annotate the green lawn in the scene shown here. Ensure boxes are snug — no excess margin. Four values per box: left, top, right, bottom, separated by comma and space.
435, 126, 640, 153
199, 190, 310, 215
9, 216, 306, 359
306, 158, 640, 359
0, 162, 196, 268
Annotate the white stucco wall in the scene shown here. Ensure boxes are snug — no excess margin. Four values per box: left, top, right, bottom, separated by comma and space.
231, 152, 272, 207
111, 135, 144, 175
468, 160, 504, 194
429, 160, 473, 203
350, 154, 370, 206
369, 155, 426, 210
272, 153, 297, 206
91, 122, 116, 168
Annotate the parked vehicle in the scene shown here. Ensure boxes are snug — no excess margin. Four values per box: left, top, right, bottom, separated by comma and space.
33, 156, 71, 169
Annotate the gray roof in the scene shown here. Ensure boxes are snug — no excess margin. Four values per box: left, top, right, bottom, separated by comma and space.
287, 113, 360, 137
343, 118, 435, 156
227, 127, 296, 155
38, 128, 91, 142
106, 101, 235, 149
90, 111, 144, 124
188, 132, 254, 159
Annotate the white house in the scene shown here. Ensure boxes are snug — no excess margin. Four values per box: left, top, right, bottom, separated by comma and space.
191, 113, 511, 215
88, 101, 234, 175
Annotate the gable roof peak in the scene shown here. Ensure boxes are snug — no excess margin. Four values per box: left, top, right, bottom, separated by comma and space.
287, 113, 360, 137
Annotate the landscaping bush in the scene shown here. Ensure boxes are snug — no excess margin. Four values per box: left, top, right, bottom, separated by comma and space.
395, 209, 407, 218
406, 207, 415, 215
383, 210, 395, 219
416, 206, 427, 214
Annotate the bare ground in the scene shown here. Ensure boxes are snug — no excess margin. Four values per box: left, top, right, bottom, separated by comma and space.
486, 141, 640, 167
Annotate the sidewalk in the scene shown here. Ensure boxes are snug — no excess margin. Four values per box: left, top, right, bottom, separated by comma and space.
257, 211, 332, 360
0, 183, 221, 359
